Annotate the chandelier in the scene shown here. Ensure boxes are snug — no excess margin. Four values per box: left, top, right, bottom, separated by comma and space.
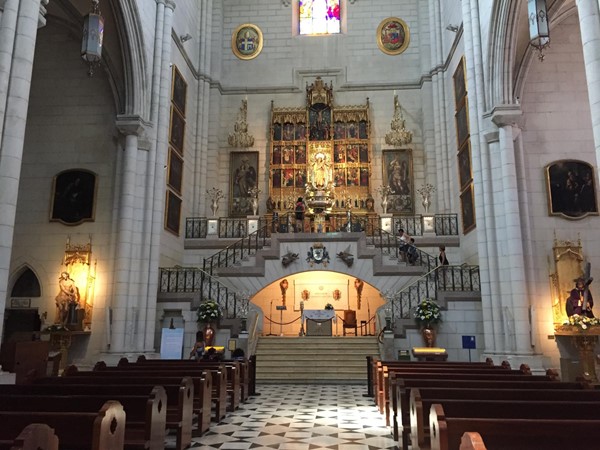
385, 94, 413, 146
81, 0, 104, 77
528, 0, 550, 61
228, 99, 255, 148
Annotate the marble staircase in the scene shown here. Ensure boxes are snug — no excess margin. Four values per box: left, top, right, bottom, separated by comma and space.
255, 335, 380, 384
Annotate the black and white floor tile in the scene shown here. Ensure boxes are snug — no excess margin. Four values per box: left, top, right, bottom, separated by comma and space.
177, 384, 398, 449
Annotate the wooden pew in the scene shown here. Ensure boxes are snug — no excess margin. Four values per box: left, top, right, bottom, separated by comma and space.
84, 363, 226, 422
411, 387, 600, 448
459, 432, 486, 450
34, 375, 194, 450
0, 387, 167, 450
0, 424, 58, 450
430, 403, 600, 450
0, 400, 125, 450
387, 370, 567, 450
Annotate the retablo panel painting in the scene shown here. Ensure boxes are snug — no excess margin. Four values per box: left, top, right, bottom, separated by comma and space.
230, 151, 258, 217
382, 149, 414, 214
546, 160, 598, 219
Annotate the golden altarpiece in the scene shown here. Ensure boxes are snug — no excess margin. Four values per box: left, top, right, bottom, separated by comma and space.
269, 77, 373, 228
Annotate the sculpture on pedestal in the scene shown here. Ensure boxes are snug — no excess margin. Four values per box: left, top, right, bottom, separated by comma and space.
206, 187, 224, 217
416, 183, 436, 214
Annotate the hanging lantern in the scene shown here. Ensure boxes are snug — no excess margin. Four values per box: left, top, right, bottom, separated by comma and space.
81, 0, 104, 76
528, 0, 550, 61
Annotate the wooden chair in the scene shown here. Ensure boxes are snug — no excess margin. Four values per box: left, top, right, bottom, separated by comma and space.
343, 310, 358, 336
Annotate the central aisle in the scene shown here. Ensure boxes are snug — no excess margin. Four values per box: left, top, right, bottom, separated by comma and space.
186, 384, 398, 449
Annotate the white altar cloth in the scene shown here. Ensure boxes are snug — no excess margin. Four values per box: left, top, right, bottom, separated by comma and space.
303, 309, 336, 322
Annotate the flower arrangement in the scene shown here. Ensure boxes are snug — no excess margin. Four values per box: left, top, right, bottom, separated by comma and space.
324, 303, 334, 310
416, 183, 436, 198
197, 300, 222, 323
44, 324, 68, 332
566, 314, 600, 330
413, 298, 442, 328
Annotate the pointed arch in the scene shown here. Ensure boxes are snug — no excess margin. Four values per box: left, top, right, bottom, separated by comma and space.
10, 265, 42, 298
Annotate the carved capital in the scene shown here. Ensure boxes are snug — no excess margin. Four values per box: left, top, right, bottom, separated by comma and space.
115, 115, 150, 137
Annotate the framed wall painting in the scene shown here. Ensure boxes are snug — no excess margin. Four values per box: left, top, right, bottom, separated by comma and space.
455, 98, 469, 148
232, 24, 264, 60
460, 184, 476, 234
165, 190, 182, 235
546, 159, 599, 219
171, 65, 187, 116
167, 148, 183, 195
382, 149, 414, 214
169, 106, 185, 155
457, 141, 472, 190
50, 169, 97, 225
376, 17, 410, 56
453, 57, 467, 106
230, 151, 258, 217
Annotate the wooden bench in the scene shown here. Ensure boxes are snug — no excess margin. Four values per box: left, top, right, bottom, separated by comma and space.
83, 363, 226, 422
0, 424, 58, 450
411, 387, 600, 448
387, 370, 566, 450
34, 375, 194, 450
430, 403, 600, 450
0, 387, 166, 450
0, 400, 125, 450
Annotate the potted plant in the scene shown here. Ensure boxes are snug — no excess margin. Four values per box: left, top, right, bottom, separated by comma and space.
197, 300, 222, 346
413, 298, 442, 347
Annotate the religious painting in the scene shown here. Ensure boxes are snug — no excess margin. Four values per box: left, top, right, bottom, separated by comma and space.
165, 190, 182, 235
167, 148, 183, 195
273, 123, 282, 141
455, 99, 469, 148
272, 146, 282, 164
359, 120, 368, 139
169, 106, 185, 154
295, 123, 306, 141
334, 168, 346, 187
347, 168, 360, 186
50, 169, 97, 225
272, 169, 282, 188
457, 142, 472, 190
347, 145, 359, 163
231, 23, 263, 60
230, 151, 258, 217
283, 123, 295, 141
546, 160, 598, 219
334, 122, 346, 139
376, 17, 410, 56
360, 168, 370, 187
460, 184, 476, 234
295, 145, 306, 164
309, 105, 331, 140
347, 121, 358, 139
171, 65, 187, 116
334, 145, 346, 163
383, 149, 414, 214
359, 145, 369, 163
453, 57, 467, 107
282, 146, 295, 164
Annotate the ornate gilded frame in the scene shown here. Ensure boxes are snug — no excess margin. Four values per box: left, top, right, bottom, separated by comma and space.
460, 183, 476, 234
165, 190, 182, 235
549, 237, 585, 327
171, 65, 187, 116
232, 24, 264, 60
545, 159, 599, 220
376, 17, 410, 56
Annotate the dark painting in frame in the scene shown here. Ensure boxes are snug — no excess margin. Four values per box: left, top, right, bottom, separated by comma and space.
50, 169, 97, 225
460, 184, 476, 234
229, 151, 258, 217
382, 149, 414, 214
169, 106, 185, 155
546, 159, 598, 219
171, 65, 187, 116
455, 98, 469, 148
453, 57, 466, 106
165, 190, 182, 235
457, 141, 472, 190
167, 148, 183, 195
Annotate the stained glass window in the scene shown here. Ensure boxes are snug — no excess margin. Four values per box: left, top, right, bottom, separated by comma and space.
299, 0, 341, 35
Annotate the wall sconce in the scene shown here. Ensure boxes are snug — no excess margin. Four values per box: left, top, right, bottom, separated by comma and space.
528, 0, 550, 61
81, 0, 104, 76
180, 33, 192, 43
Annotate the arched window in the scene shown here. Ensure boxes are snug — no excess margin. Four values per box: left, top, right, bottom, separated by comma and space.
11, 267, 41, 297
299, 0, 341, 35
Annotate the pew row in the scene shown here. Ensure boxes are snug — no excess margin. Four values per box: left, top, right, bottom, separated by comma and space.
0, 387, 167, 450
430, 403, 600, 450
0, 400, 125, 450
0, 424, 58, 450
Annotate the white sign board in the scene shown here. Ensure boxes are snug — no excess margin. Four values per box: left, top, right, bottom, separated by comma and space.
160, 328, 184, 359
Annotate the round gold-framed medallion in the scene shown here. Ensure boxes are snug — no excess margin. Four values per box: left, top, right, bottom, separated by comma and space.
232, 24, 264, 60
376, 17, 410, 56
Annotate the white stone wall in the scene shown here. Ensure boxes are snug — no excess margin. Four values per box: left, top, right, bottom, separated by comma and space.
520, 13, 598, 369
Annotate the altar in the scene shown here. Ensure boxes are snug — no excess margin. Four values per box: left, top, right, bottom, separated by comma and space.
303, 309, 336, 336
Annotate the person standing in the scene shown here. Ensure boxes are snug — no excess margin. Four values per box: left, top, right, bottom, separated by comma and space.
295, 197, 305, 232
438, 246, 449, 288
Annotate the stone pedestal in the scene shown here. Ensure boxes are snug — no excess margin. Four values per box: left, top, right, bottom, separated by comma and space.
380, 214, 393, 233
422, 215, 435, 236
555, 325, 600, 382
207, 218, 218, 236
247, 216, 260, 234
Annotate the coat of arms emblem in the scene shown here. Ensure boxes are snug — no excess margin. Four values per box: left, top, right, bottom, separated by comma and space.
306, 243, 330, 267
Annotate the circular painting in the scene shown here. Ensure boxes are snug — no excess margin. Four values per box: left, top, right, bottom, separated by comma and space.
232, 24, 264, 60
376, 17, 410, 56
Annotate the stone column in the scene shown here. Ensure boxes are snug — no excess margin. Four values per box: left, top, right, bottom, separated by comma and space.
110, 116, 146, 353
576, 0, 600, 162
0, 0, 19, 138
0, 0, 42, 342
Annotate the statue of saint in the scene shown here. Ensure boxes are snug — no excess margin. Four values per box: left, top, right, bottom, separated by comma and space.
55, 272, 80, 325
309, 152, 332, 189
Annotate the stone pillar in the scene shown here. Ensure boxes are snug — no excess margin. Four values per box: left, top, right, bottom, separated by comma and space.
110, 117, 147, 353
576, 0, 600, 162
0, 0, 42, 343
0, 0, 18, 138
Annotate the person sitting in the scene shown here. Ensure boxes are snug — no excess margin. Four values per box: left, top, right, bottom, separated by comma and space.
397, 228, 411, 262
189, 331, 204, 360
566, 277, 594, 318
231, 348, 245, 360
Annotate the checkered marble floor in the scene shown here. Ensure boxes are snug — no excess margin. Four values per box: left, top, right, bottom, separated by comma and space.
180, 384, 398, 449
